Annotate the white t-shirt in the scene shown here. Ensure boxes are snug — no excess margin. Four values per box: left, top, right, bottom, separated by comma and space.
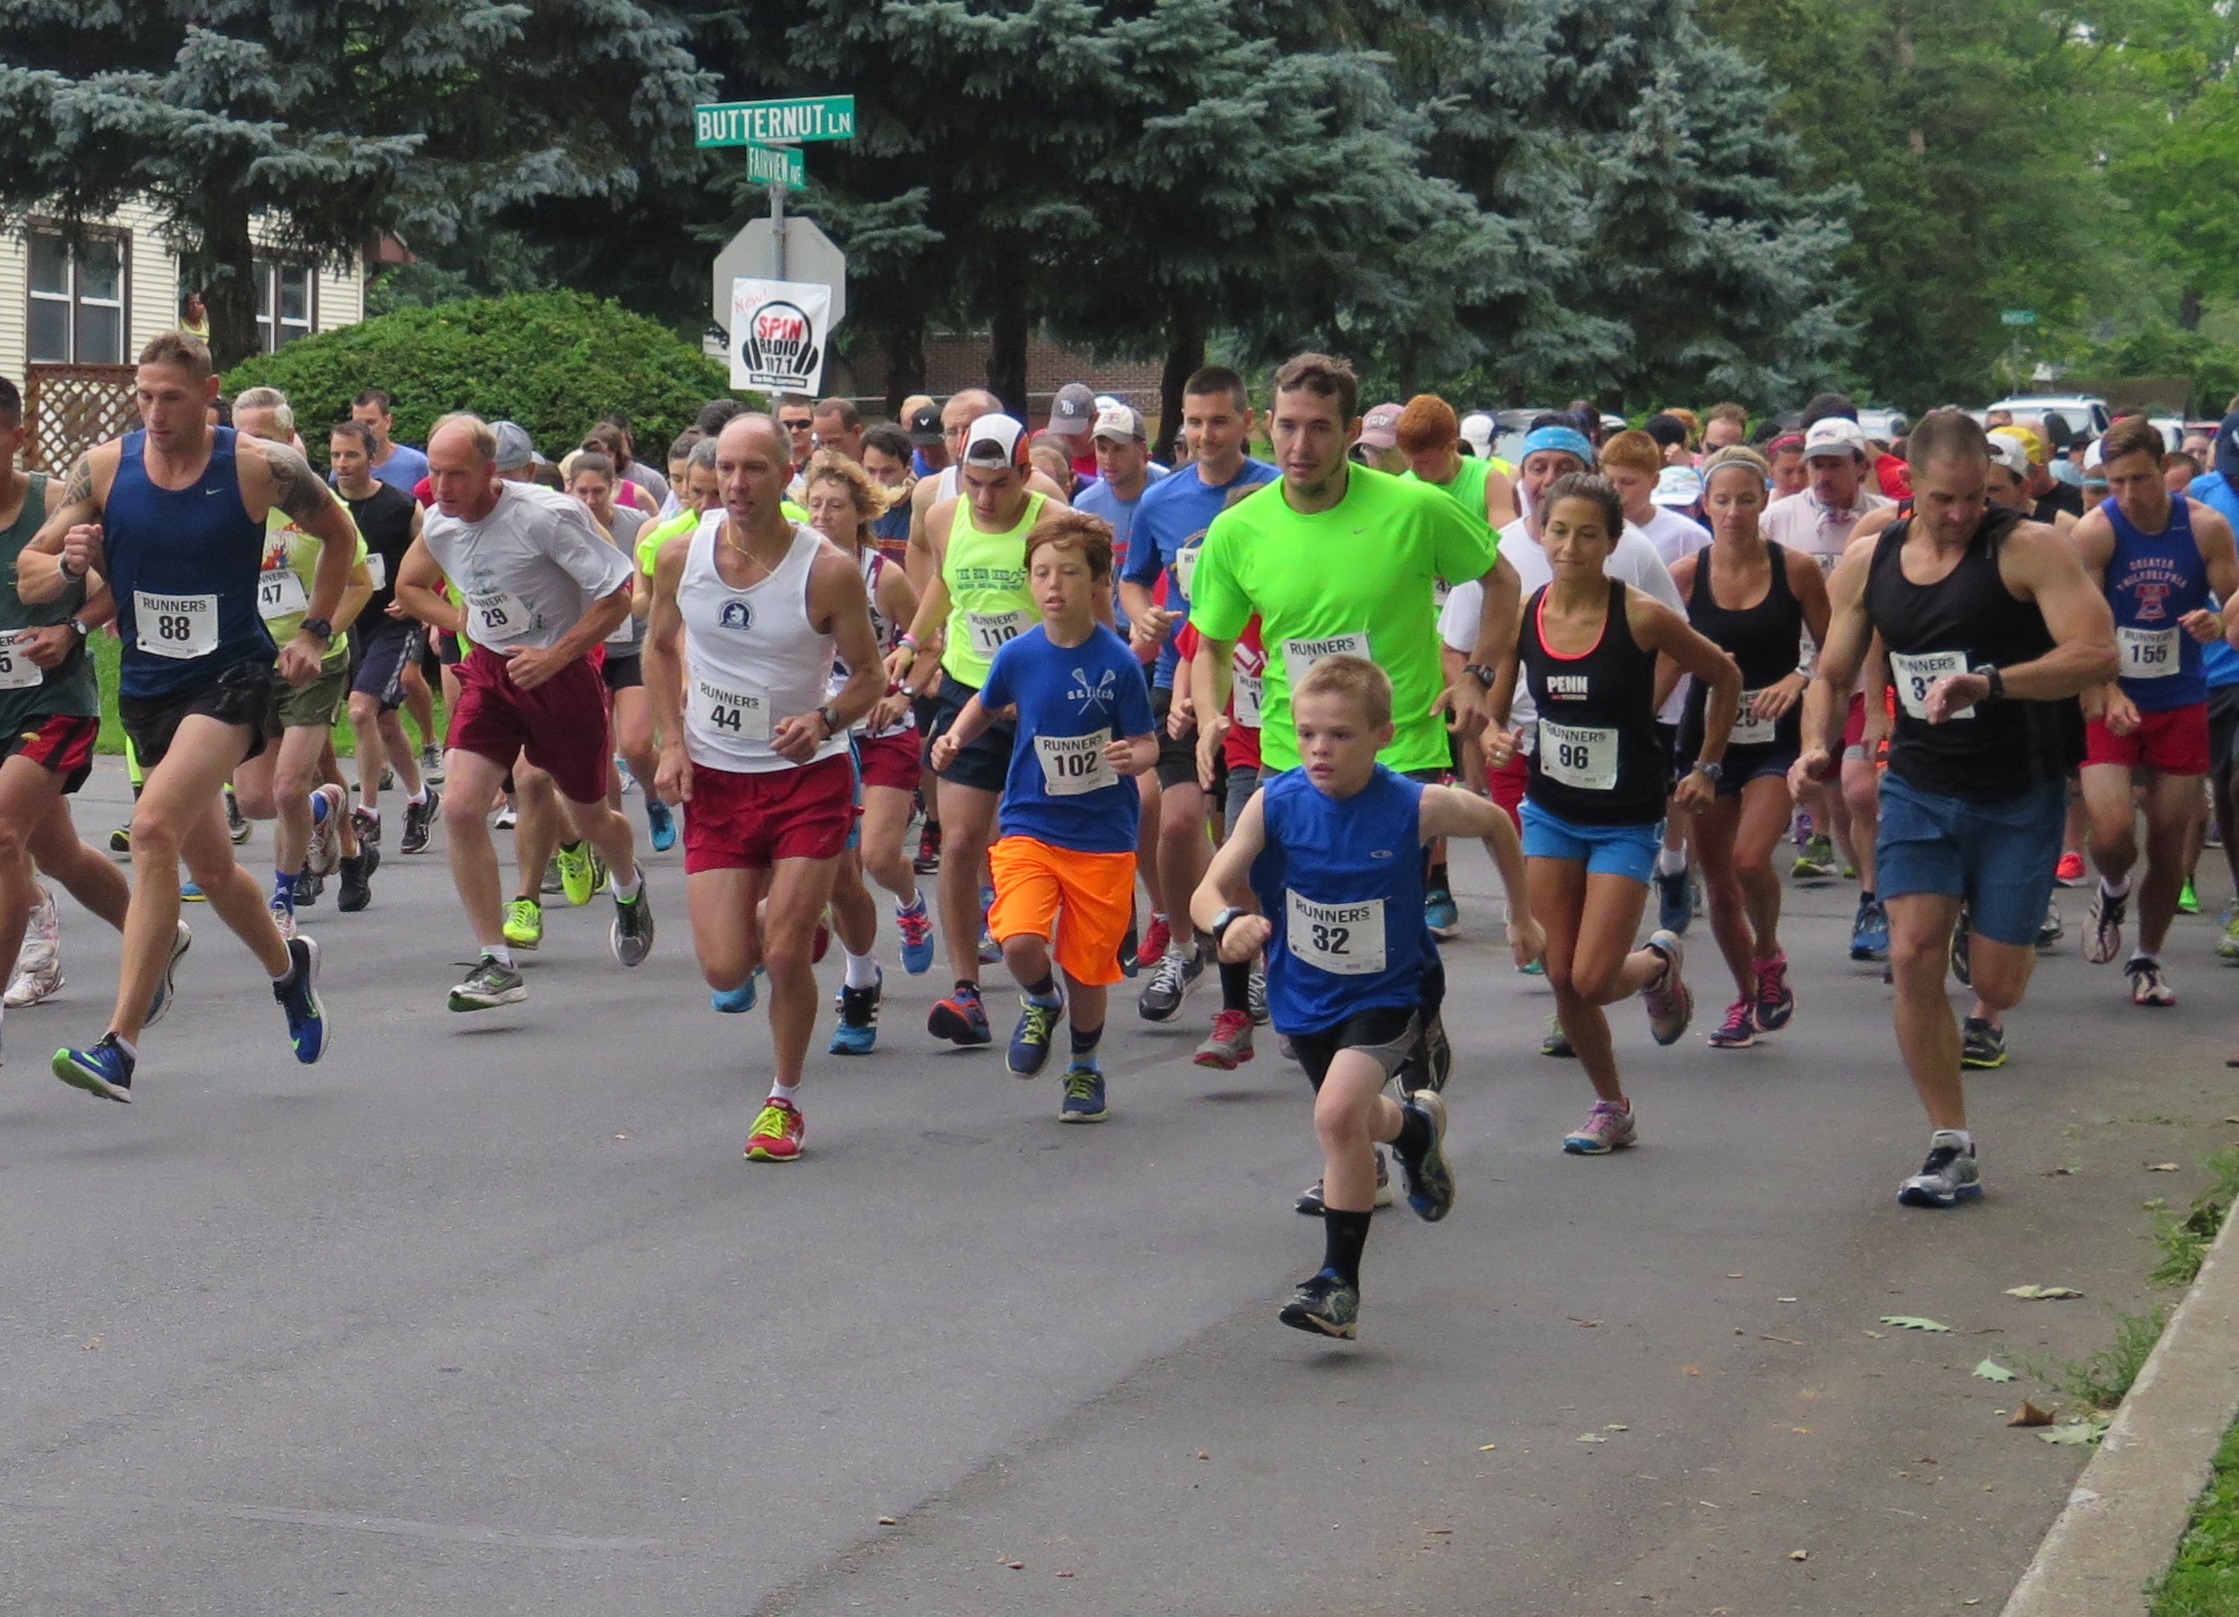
1762, 488, 1893, 574
1441, 516, 1684, 734
1635, 506, 1711, 570
421, 482, 636, 652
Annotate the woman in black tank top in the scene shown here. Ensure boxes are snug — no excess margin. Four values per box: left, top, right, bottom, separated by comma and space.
1484, 474, 1742, 1156
1669, 447, 1832, 1049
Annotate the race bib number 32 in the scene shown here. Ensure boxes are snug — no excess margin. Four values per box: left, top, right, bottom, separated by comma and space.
133, 590, 219, 661
1286, 891, 1387, 976
1890, 649, 1973, 721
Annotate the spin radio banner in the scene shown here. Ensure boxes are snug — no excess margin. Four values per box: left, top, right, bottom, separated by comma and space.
729, 279, 830, 393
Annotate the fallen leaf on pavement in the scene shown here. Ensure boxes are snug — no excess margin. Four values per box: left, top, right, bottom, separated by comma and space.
2040, 1422, 2107, 1446
2149, 1162, 2180, 1172
1578, 1434, 1607, 1443
1479, 1443, 1498, 1451
82, 1337, 100, 1351
1683, 1365, 1702, 1376
1569, 1317, 1603, 1327
1881, 1316, 1951, 1332
2007, 1401, 2055, 1428
2005, 1285, 2083, 1300
1864, 1329, 1886, 1338
1195, 1450, 1209, 1460
1789, 1549, 1809, 1561
877, 1516, 897, 1526
1973, 1360, 2016, 1383
1606, 1423, 1629, 1431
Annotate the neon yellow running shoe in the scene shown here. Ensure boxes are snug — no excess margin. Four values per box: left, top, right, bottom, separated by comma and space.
503, 897, 544, 951
2178, 878, 2200, 916
555, 841, 596, 907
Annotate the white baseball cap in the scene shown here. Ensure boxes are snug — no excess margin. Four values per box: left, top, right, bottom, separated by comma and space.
1986, 433, 2031, 477
1802, 418, 1870, 462
1091, 403, 1145, 443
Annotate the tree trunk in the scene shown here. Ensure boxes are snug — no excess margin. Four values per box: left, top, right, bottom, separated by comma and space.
1155, 304, 1207, 465
882, 292, 927, 417
194, 198, 260, 373
985, 275, 1030, 419
2180, 285, 2204, 333
1395, 336, 1419, 402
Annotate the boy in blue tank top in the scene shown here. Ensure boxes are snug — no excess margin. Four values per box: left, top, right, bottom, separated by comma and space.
930, 509, 1158, 1123
1190, 656, 1541, 1339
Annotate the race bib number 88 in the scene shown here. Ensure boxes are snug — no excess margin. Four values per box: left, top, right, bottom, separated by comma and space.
133, 590, 218, 661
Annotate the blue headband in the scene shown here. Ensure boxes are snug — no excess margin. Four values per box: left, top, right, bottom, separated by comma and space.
1520, 426, 1595, 464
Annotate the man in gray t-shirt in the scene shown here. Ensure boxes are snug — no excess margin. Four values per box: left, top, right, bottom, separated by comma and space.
394, 413, 656, 1013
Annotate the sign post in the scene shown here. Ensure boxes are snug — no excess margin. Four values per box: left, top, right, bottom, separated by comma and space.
695, 95, 854, 339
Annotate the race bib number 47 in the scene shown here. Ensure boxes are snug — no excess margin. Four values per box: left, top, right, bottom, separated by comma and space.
1286, 891, 1387, 976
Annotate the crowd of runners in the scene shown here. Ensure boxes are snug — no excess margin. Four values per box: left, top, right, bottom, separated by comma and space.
5, 328, 2236, 1340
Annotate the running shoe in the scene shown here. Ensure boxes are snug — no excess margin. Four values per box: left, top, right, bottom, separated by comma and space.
1540, 1011, 1574, 1058
589, 848, 609, 893
2084, 883, 2128, 965
494, 804, 518, 832
1193, 1007, 1255, 1069
144, 921, 190, 1027
1401, 1011, 1452, 1095
927, 983, 992, 1046
540, 858, 564, 896
895, 895, 936, 975
53, 1033, 134, 1102
181, 880, 206, 902
976, 883, 1000, 964
1294, 1151, 1393, 1215
420, 743, 445, 782
712, 967, 764, 1013
2179, 877, 2200, 916
914, 819, 941, 875
1898, 1129, 1982, 1209
6, 887, 62, 1008
337, 853, 372, 913
269, 894, 297, 941
1519, 956, 1544, 976
2127, 955, 2177, 1007
1059, 1065, 1109, 1123
830, 969, 882, 1055
1424, 886, 1461, 940
2036, 897, 2064, 950
401, 788, 439, 854
449, 954, 526, 1011
2220, 900, 2239, 964
646, 798, 676, 852
1247, 967, 1269, 1026
226, 788, 250, 845
1792, 836, 1836, 881
306, 784, 346, 877
109, 824, 132, 854
1707, 998, 1757, 1049
745, 1096, 805, 1161
556, 841, 596, 907
1277, 1269, 1359, 1339
1849, 896, 1889, 961
1654, 864, 1691, 935
1950, 902, 1973, 986
352, 805, 380, 849
379, 766, 394, 792
610, 886, 655, 967
1007, 993, 1063, 1076
1641, 929, 1692, 1045
613, 754, 638, 795
1753, 950, 1795, 1031
273, 935, 327, 1063
1394, 1090, 1455, 1222
1138, 947, 1203, 1022
503, 898, 543, 951
1564, 1098, 1638, 1155
2054, 850, 2085, 886
1960, 1016, 2007, 1069
1135, 914, 1171, 972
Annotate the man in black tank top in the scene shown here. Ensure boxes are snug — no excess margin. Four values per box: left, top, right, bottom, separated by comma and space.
1793, 410, 2116, 1211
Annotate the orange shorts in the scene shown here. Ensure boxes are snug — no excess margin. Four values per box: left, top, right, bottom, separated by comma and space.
986, 834, 1136, 988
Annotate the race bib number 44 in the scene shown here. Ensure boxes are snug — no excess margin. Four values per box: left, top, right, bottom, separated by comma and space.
2118, 625, 2180, 679
1890, 649, 1973, 721
1538, 718, 1618, 791
1286, 891, 1387, 976
0, 630, 41, 690
1035, 732, 1115, 796
696, 678, 772, 743
1280, 631, 1370, 690
133, 590, 218, 661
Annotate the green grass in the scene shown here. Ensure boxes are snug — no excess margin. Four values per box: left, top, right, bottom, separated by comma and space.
2154, 1422, 2239, 1615
86, 634, 443, 759
2154, 1150, 2239, 1290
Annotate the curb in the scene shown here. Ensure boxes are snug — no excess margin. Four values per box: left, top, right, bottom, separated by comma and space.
2002, 1190, 2239, 1616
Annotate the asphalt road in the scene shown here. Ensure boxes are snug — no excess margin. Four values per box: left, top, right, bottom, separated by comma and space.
4, 765, 2236, 1616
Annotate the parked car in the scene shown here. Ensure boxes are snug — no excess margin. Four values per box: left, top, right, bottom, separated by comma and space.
1856, 407, 1909, 445
1985, 394, 2111, 441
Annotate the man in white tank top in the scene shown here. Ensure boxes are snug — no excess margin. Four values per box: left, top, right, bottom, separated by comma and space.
642, 414, 886, 1164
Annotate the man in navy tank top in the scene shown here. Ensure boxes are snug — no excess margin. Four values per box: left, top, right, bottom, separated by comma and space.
17, 330, 346, 1101
1795, 410, 2117, 1211
1191, 656, 1541, 1340
2069, 415, 2239, 1008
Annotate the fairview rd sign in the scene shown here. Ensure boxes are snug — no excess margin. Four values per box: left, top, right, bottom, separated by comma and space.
694, 97, 856, 148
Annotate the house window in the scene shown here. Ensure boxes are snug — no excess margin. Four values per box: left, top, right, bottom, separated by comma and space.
254, 261, 315, 352
26, 229, 127, 365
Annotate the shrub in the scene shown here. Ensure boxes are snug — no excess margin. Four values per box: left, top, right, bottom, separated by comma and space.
225, 291, 743, 464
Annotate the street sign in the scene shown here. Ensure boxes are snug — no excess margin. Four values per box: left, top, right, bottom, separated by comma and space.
2000, 309, 2038, 326
711, 216, 846, 331
694, 97, 855, 148
743, 143, 805, 192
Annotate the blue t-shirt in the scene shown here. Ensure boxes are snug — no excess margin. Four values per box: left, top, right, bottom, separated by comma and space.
369, 444, 429, 496
1071, 464, 1169, 577
1123, 456, 1277, 688
2188, 472, 2239, 688
979, 622, 1157, 854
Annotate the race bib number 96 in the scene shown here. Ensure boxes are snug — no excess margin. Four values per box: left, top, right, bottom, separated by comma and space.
1286, 891, 1387, 976
1537, 718, 1618, 791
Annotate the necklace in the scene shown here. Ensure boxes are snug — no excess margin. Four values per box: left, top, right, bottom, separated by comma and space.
720, 522, 775, 576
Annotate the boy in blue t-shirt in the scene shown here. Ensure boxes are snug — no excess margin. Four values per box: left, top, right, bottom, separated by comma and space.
1190, 655, 1542, 1340
930, 510, 1158, 1121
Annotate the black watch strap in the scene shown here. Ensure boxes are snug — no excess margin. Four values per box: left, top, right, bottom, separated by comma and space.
1463, 662, 1499, 690
299, 616, 333, 644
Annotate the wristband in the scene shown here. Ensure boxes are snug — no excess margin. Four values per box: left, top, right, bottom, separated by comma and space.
897, 632, 918, 652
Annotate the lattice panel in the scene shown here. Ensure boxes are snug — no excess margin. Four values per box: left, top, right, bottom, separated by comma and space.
24, 364, 138, 474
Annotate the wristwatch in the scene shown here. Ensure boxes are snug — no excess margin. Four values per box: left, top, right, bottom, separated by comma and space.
815, 703, 843, 735
1210, 905, 1247, 944
1692, 759, 1725, 783
1463, 663, 1499, 690
1970, 663, 2005, 702
67, 617, 89, 640
299, 616, 334, 645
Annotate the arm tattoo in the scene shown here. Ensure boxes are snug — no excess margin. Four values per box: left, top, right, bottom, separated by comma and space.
61, 455, 94, 512
261, 440, 336, 525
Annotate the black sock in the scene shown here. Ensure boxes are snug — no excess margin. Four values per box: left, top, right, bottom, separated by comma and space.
954, 978, 978, 999
1322, 1208, 1372, 1286
1429, 858, 1449, 890
1860, 888, 1876, 904
1393, 1103, 1433, 1164
1070, 1022, 1103, 1056
1218, 957, 1252, 1012
1023, 973, 1057, 1001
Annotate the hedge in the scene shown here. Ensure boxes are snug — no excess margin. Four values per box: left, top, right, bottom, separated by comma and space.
224, 290, 741, 464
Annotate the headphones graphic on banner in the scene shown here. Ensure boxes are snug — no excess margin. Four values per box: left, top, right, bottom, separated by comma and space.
729, 279, 830, 393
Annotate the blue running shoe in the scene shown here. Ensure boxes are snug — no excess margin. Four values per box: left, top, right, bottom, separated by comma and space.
1007, 993, 1062, 1076
927, 983, 992, 1046
978, 883, 1001, 964
895, 895, 936, 975
273, 935, 327, 1064
1655, 863, 1690, 935
54, 1033, 135, 1102
1395, 1091, 1456, 1221
646, 798, 676, 852
712, 965, 765, 1013
1059, 1064, 1108, 1122
830, 968, 882, 1055
1424, 887, 1460, 940
1850, 896, 1889, 961
181, 880, 207, 902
